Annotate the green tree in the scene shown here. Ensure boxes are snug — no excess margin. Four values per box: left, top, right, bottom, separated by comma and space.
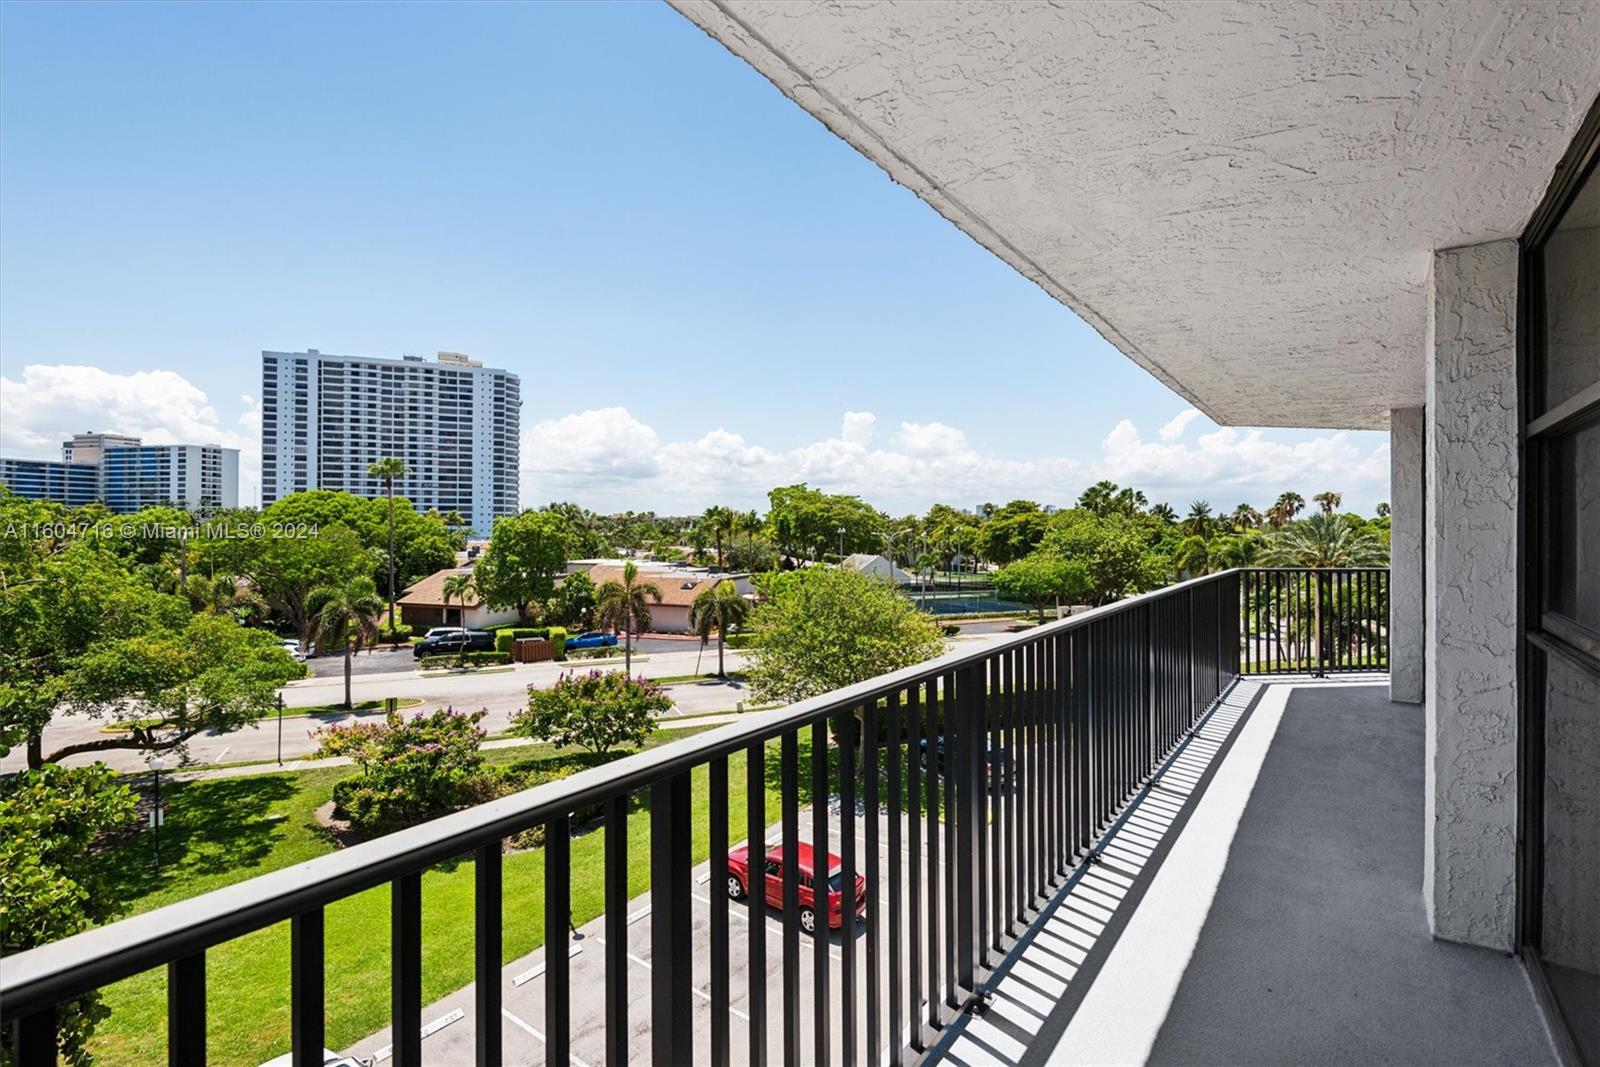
1077, 480, 1120, 517
1149, 502, 1179, 524
1228, 504, 1262, 530
52, 613, 302, 766
229, 523, 374, 646
366, 457, 412, 629
1037, 510, 1167, 605
1, 764, 138, 1066
1313, 490, 1343, 515
689, 579, 751, 678
512, 671, 670, 754
766, 484, 887, 563
1267, 491, 1305, 528
1182, 501, 1215, 540
1172, 534, 1212, 578
994, 554, 1090, 622
1376, 501, 1391, 518
595, 562, 662, 673
974, 500, 1049, 565
442, 572, 476, 665
473, 510, 571, 624
700, 505, 737, 571
745, 568, 945, 704
550, 568, 597, 630
308, 575, 385, 709
1258, 512, 1388, 568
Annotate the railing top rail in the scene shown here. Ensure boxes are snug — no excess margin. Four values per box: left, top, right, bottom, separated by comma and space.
0, 567, 1245, 1017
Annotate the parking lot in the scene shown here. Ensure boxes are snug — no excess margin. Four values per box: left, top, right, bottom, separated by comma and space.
344, 804, 955, 1066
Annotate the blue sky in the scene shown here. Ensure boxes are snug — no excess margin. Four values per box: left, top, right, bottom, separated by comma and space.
0, 1, 1388, 515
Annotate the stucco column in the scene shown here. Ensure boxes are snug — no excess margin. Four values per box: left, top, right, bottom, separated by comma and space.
1423, 240, 1519, 950
1389, 407, 1425, 704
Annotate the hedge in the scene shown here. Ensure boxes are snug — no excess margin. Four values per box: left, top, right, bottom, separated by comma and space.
494, 628, 549, 653
419, 651, 511, 670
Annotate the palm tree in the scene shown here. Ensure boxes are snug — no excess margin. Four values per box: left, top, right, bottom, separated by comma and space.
1173, 535, 1211, 578
1149, 502, 1178, 524
1313, 490, 1343, 515
1229, 503, 1262, 530
1258, 512, 1387, 568
1183, 501, 1215, 540
1267, 491, 1305, 528
688, 579, 750, 679
441, 572, 475, 667
595, 561, 662, 673
1376, 501, 1391, 518
307, 576, 385, 709
701, 505, 737, 571
367, 457, 412, 636
1114, 487, 1148, 516
1077, 480, 1119, 516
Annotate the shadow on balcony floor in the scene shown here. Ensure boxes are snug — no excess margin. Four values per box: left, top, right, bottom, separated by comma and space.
944, 682, 1555, 1067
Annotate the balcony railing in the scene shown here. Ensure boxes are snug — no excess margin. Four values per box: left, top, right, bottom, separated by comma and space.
1, 568, 1378, 1066
1239, 567, 1389, 676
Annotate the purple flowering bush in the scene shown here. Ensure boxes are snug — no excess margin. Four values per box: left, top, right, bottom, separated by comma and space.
512, 670, 670, 754
314, 707, 502, 837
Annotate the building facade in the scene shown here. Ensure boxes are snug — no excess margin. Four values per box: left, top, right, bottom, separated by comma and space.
0, 433, 238, 512
260, 349, 520, 535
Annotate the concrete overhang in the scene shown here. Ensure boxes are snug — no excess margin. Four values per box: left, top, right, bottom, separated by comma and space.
671, 1, 1600, 429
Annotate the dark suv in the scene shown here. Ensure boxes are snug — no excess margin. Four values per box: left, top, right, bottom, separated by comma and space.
413, 628, 496, 659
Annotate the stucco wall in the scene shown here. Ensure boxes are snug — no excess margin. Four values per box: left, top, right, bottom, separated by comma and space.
1389, 407, 1425, 704
1423, 240, 1519, 950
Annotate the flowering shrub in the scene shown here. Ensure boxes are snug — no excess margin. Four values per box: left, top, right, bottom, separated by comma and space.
313, 707, 502, 837
511, 670, 670, 754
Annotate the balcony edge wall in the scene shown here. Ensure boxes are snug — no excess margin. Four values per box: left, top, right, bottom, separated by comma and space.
1390, 406, 1426, 704
1423, 239, 1519, 950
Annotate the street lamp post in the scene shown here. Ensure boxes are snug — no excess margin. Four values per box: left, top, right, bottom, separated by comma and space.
146, 753, 166, 871
276, 692, 285, 766
837, 526, 846, 558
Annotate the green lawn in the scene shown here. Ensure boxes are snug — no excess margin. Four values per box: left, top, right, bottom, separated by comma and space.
85, 725, 785, 1066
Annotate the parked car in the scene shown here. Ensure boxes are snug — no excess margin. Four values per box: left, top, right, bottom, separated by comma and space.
725, 842, 866, 933
565, 631, 619, 650
413, 628, 495, 659
279, 639, 308, 662
918, 737, 1012, 788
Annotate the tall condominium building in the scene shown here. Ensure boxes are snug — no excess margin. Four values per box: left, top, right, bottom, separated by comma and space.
260, 349, 520, 535
0, 432, 239, 511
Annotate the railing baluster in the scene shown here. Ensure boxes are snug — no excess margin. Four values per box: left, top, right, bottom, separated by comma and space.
168, 951, 205, 1066
545, 814, 571, 1064
885, 691, 904, 1064
941, 673, 957, 1012
987, 656, 1002, 954
651, 772, 693, 1065
1004, 648, 1018, 937
391, 872, 422, 1067
710, 757, 730, 1067
906, 684, 925, 1052
812, 719, 831, 1065
604, 796, 629, 1067
781, 731, 802, 1067
839, 706, 858, 1067
13, 1007, 55, 1067
746, 743, 767, 1067
475, 843, 502, 1067
864, 697, 882, 1067
954, 662, 983, 994
923, 676, 942, 1031
291, 909, 324, 1067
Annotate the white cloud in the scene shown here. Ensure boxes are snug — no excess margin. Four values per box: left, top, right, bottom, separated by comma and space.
0, 363, 262, 504
520, 406, 1389, 514
893, 421, 967, 457
0, 364, 1390, 516
840, 411, 876, 447
1158, 407, 1202, 441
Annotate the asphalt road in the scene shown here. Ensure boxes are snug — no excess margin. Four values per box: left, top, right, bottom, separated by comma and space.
6, 630, 1020, 775
342, 804, 951, 1067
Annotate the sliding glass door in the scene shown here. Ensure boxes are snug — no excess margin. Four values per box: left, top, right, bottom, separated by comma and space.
1520, 100, 1600, 1065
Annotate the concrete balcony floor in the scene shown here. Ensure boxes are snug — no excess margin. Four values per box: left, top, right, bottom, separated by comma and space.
938, 679, 1556, 1066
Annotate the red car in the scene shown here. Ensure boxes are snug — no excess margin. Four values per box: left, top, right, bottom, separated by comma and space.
725, 842, 866, 933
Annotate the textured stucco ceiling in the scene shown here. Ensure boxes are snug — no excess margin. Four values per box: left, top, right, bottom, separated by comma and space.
670, 1, 1600, 429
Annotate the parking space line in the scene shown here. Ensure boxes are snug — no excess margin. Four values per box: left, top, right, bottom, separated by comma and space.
512, 941, 584, 986
594, 937, 752, 1023
499, 1008, 597, 1067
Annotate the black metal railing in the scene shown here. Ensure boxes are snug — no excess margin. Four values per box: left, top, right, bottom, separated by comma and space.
4, 570, 1254, 1066
1239, 567, 1389, 676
